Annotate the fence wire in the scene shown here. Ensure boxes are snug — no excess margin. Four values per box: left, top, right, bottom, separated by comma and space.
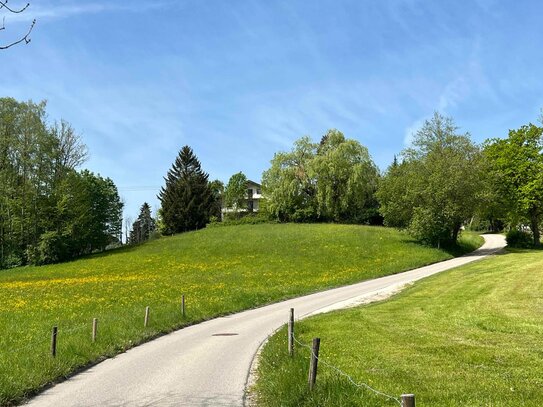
2, 302, 190, 357
293, 334, 401, 406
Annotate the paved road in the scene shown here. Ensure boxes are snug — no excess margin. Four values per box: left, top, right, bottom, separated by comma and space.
26, 234, 506, 407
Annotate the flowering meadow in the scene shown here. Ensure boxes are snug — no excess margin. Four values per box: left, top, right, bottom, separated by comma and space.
0, 223, 482, 405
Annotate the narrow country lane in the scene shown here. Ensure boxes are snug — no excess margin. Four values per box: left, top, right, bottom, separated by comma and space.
25, 234, 506, 407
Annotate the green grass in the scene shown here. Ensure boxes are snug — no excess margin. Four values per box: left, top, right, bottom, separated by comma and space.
0, 224, 481, 405
253, 247, 543, 407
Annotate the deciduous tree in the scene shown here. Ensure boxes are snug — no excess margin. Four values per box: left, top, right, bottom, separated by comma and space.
224, 172, 248, 217
262, 130, 379, 223
377, 113, 483, 245
484, 123, 543, 246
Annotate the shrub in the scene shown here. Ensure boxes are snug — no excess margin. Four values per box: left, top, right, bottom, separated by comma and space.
506, 229, 533, 248
210, 212, 274, 227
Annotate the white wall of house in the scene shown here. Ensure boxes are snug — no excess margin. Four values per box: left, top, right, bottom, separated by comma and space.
222, 180, 262, 215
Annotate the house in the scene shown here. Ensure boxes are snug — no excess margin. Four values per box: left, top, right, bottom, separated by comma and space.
222, 180, 263, 217
245, 180, 263, 212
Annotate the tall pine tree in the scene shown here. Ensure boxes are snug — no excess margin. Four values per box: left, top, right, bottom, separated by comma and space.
158, 146, 212, 234
129, 202, 156, 244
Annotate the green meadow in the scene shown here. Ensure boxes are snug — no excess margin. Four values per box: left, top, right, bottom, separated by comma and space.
254, 247, 543, 406
0, 223, 481, 405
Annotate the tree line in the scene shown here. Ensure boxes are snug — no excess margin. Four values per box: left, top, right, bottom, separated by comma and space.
4, 96, 542, 270
0, 98, 123, 269
158, 112, 543, 249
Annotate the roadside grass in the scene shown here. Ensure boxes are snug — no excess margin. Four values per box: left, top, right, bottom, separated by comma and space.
253, 247, 543, 407
0, 224, 481, 405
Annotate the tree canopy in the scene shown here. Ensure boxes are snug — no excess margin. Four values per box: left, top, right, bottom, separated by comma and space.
377, 113, 483, 245
158, 146, 212, 234
0, 97, 123, 267
262, 130, 380, 223
129, 202, 156, 244
484, 123, 543, 246
224, 172, 248, 216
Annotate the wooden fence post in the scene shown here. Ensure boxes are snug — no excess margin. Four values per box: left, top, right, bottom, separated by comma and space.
92, 318, 98, 342
51, 326, 58, 357
144, 306, 150, 327
181, 295, 185, 317
401, 394, 415, 407
288, 308, 294, 356
308, 337, 320, 390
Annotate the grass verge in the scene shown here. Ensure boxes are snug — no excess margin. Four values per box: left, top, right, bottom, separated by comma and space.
0, 224, 481, 405
253, 247, 543, 406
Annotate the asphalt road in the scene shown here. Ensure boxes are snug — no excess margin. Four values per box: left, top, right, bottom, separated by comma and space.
25, 234, 506, 407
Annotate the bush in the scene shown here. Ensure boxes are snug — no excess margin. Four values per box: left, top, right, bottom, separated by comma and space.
506, 229, 533, 248
210, 212, 274, 227
1, 252, 23, 269
35, 231, 69, 265
408, 207, 451, 246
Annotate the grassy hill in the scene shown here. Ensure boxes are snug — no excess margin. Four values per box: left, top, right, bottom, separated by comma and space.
0, 223, 481, 405
253, 247, 543, 406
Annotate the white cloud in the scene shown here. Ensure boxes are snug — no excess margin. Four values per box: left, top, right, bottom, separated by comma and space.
4, 1, 174, 23
404, 117, 425, 146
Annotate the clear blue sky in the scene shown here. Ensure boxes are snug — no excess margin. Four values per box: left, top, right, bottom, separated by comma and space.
2, 0, 543, 221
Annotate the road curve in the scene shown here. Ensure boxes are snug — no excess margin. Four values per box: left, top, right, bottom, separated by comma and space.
25, 234, 506, 407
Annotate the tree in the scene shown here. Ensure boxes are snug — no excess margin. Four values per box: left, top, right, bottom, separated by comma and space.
208, 179, 224, 221
377, 113, 483, 245
1, 1, 35, 50
312, 130, 380, 222
262, 136, 318, 222
158, 146, 212, 234
484, 123, 543, 246
129, 202, 156, 244
0, 97, 123, 267
262, 130, 379, 223
224, 172, 248, 217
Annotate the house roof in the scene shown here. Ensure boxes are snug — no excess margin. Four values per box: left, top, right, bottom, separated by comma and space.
247, 180, 261, 187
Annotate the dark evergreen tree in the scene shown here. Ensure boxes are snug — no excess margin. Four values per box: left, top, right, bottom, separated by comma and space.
158, 146, 212, 234
129, 202, 156, 244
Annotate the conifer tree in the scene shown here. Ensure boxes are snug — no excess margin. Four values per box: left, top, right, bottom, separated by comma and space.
158, 146, 212, 234
129, 202, 156, 244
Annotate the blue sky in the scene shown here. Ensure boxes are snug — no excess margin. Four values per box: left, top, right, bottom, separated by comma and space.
2, 0, 543, 222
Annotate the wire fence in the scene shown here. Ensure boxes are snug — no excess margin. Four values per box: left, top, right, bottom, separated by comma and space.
292, 334, 402, 405
1, 298, 197, 358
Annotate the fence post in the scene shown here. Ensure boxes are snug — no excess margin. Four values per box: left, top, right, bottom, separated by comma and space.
92, 318, 98, 342
308, 337, 320, 390
144, 306, 150, 327
51, 326, 58, 357
401, 394, 415, 407
181, 295, 185, 317
288, 308, 294, 356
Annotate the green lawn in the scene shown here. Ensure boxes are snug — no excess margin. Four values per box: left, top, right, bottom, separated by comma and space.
253, 247, 543, 407
0, 223, 481, 405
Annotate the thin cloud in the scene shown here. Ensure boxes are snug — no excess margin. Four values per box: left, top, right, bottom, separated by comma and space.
4, 1, 175, 23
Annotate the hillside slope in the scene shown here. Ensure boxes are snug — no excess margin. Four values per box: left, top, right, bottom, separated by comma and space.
0, 224, 481, 405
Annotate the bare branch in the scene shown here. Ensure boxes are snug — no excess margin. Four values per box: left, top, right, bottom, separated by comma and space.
0, 1, 30, 14
0, 17, 34, 50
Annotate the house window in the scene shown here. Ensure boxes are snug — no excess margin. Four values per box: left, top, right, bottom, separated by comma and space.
256, 188, 261, 194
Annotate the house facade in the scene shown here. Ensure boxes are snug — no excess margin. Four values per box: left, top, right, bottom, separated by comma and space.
222, 180, 263, 216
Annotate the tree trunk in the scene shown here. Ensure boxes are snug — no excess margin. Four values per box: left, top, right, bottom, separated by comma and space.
452, 223, 462, 243
530, 213, 541, 247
